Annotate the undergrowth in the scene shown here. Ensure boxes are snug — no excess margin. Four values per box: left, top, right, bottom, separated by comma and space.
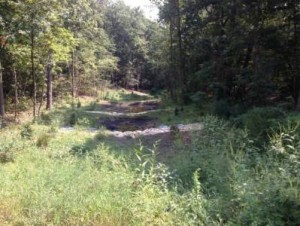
0, 111, 299, 225
0, 124, 212, 225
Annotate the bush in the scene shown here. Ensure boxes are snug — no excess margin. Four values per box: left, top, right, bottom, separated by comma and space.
0, 144, 14, 163
21, 123, 33, 139
190, 91, 207, 107
242, 107, 286, 140
77, 101, 81, 108
230, 126, 300, 226
40, 112, 52, 125
36, 133, 52, 148
75, 117, 89, 127
69, 112, 77, 126
170, 125, 180, 139
213, 100, 231, 118
88, 101, 97, 110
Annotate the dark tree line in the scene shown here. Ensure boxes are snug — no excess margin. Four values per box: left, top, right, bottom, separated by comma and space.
155, 0, 299, 111
0, 0, 299, 127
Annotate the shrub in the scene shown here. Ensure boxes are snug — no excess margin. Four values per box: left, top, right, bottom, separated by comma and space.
95, 132, 109, 141
70, 144, 91, 156
0, 151, 14, 163
0, 145, 14, 163
242, 107, 286, 140
40, 112, 52, 125
75, 117, 90, 127
88, 101, 97, 110
36, 133, 52, 148
170, 125, 180, 139
48, 124, 58, 134
77, 101, 81, 108
21, 123, 33, 139
213, 99, 231, 118
69, 112, 77, 126
190, 91, 207, 107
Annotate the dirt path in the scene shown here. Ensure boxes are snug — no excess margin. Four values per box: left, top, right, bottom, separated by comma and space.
61, 92, 203, 157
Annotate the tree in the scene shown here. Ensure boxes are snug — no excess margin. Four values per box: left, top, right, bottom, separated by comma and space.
156, 0, 300, 110
39, 27, 76, 110
15, 0, 64, 117
154, 0, 185, 102
0, 62, 5, 128
105, 1, 164, 90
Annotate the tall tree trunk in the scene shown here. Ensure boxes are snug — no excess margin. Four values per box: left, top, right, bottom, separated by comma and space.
12, 67, 18, 122
71, 50, 76, 98
38, 77, 45, 116
175, 0, 185, 102
93, 73, 97, 97
296, 90, 300, 112
293, 0, 299, 111
168, 0, 176, 101
0, 62, 5, 128
31, 27, 36, 119
169, 0, 184, 103
46, 54, 53, 110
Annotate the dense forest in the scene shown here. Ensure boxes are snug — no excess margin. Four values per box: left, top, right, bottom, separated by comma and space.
1, 0, 299, 124
0, 0, 168, 125
0, 0, 299, 225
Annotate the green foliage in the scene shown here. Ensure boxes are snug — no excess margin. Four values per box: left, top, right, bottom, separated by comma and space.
67, 110, 95, 128
20, 123, 33, 139
75, 116, 93, 128
158, 0, 300, 108
104, 1, 167, 89
242, 107, 286, 140
0, 143, 14, 164
228, 125, 300, 225
36, 133, 52, 148
69, 112, 77, 126
213, 100, 231, 118
0, 151, 13, 164
0, 125, 214, 225
0, 109, 299, 225
77, 101, 81, 108
170, 124, 180, 139
88, 101, 97, 111
165, 115, 300, 225
40, 112, 52, 125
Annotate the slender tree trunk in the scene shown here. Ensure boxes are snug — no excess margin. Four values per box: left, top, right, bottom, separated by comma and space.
71, 50, 76, 98
169, 0, 176, 100
293, 0, 299, 111
93, 73, 97, 97
175, 0, 185, 102
110, 73, 113, 84
31, 27, 36, 119
168, 0, 184, 103
38, 77, 45, 116
46, 57, 53, 110
296, 90, 300, 112
12, 67, 18, 122
0, 62, 5, 128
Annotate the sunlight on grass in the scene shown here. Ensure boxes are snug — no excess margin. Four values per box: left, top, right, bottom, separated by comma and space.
0, 124, 211, 225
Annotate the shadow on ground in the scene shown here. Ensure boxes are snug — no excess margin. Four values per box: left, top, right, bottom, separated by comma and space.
69, 129, 196, 165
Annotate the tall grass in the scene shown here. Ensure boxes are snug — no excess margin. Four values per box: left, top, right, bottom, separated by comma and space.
0, 125, 211, 225
0, 114, 299, 225
168, 115, 300, 225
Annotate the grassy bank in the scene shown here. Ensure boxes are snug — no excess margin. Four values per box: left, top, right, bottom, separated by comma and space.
0, 93, 299, 225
